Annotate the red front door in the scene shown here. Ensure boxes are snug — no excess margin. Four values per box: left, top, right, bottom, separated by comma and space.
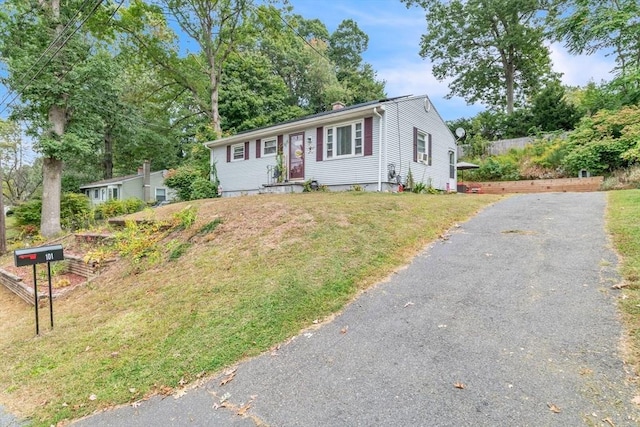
289, 132, 305, 180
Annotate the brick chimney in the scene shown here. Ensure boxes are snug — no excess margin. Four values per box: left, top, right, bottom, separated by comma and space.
332, 101, 345, 110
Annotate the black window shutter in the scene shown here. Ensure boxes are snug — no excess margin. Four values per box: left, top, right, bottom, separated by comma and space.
226, 145, 231, 163
412, 127, 418, 163
244, 141, 249, 160
256, 139, 261, 159
364, 117, 373, 156
316, 127, 323, 161
277, 135, 283, 154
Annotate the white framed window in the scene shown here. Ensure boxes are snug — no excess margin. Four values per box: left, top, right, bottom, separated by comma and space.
449, 151, 455, 179
108, 187, 118, 200
156, 188, 166, 202
93, 189, 99, 199
263, 138, 277, 156
325, 120, 364, 159
232, 143, 245, 161
417, 131, 426, 155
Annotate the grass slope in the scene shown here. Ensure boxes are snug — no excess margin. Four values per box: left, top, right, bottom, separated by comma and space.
0, 192, 501, 426
608, 190, 640, 373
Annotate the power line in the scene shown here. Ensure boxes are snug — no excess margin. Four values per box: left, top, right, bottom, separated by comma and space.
0, 0, 106, 117
0, 0, 99, 106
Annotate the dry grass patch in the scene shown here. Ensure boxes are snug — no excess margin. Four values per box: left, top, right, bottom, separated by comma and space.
608, 190, 640, 376
0, 192, 500, 426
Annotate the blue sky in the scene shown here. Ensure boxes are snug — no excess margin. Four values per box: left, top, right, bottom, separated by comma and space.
288, 0, 616, 121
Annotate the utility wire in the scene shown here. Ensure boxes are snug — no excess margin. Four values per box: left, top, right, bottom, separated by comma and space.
0, 0, 99, 109
0, 0, 106, 117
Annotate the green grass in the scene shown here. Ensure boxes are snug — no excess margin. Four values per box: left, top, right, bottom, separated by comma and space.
0, 192, 501, 426
608, 190, 640, 373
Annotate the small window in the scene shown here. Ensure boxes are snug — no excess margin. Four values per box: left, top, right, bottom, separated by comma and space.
156, 188, 166, 202
94, 189, 99, 199
417, 132, 426, 155
108, 187, 118, 200
449, 151, 455, 179
263, 139, 277, 156
232, 143, 245, 161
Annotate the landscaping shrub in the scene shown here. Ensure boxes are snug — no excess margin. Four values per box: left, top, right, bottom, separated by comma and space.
189, 177, 217, 200
14, 192, 91, 231
93, 198, 146, 220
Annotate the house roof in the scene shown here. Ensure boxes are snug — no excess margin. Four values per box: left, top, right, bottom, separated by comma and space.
79, 170, 165, 190
204, 95, 413, 148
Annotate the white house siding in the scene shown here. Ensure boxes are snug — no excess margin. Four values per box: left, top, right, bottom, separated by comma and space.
214, 141, 274, 194
383, 97, 456, 191
209, 95, 456, 196
214, 116, 382, 195
304, 116, 380, 190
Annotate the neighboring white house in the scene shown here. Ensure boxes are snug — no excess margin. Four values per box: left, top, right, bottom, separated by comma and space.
204, 95, 458, 196
79, 161, 175, 206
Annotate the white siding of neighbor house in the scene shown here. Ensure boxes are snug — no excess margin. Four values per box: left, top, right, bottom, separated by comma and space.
83, 172, 175, 206
211, 95, 456, 195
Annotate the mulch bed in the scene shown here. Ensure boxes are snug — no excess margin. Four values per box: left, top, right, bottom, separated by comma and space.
2, 264, 86, 292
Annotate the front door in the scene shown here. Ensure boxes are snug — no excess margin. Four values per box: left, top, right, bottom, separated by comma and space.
289, 132, 305, 180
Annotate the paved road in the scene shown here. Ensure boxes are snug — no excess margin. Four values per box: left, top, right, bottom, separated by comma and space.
54, 193, 640, 425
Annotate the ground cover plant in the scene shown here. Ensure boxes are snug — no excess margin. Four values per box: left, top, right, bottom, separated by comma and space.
0, 192, 501, 426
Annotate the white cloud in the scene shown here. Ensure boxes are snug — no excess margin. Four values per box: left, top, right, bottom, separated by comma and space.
548, 42, 614, 86
378, 61, 444, 98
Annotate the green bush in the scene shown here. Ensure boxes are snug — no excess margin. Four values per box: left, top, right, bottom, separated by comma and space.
165, 167, 202, 201
13, 193, 91, 231
94, 198, 146, 220
13, 199, 42, 227
61, 192, 91, 230
189, 177, 217, 200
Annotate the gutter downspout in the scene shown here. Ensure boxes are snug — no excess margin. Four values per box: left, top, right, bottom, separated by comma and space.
373, 106, 384, 191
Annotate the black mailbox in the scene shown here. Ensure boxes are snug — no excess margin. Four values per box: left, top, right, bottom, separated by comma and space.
14, 244, 64, 267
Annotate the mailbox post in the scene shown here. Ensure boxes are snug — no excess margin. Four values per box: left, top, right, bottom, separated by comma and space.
14, 244, 64, 335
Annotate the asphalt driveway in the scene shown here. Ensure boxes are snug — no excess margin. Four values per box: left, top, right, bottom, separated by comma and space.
65, 192, 640, 426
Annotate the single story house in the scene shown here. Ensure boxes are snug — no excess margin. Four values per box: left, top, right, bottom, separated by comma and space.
204, 95, 458, 196
79, 161, 175, 206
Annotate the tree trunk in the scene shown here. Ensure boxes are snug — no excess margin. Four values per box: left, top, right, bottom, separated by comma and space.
41, 103, 65, 237
505, 62, 514, 115
40, 0, 64, 238
40, 157, 63, 237
208, 50, 222, 136
0, 163, 6, 254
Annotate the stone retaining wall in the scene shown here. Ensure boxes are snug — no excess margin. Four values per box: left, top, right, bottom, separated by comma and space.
0, 268, 41, 305
0, 255, 116, 305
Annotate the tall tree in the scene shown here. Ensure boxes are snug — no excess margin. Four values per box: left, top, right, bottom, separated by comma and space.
328, 19, 386, 104
556, 0, 640, 78
0, 0, 114, 236
403, 0, 559, 114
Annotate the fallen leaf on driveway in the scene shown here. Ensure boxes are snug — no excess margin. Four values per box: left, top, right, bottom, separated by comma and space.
602, 417, 615, 427
237, 403, 251, 416
404, 302, 414, 308
174, 388, 186, 399
632, 395, 640, 405
547, 403, 561, 413
454, 382, 465, 389
340, 326, 349, 334
220, 371, 236, 386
